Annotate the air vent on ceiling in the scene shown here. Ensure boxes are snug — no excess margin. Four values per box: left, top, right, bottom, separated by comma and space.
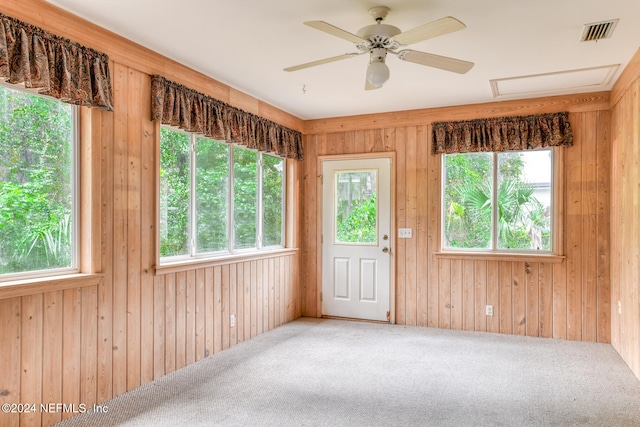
580, 19, 619, 42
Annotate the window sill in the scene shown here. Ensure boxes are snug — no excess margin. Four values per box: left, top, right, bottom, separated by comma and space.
434, 252, 565, 263
155, 247, 299, 275
0, 273, 103, 300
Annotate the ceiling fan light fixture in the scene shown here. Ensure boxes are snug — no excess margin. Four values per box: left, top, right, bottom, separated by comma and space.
366, 61, 389, 87
367, 47, 390, 87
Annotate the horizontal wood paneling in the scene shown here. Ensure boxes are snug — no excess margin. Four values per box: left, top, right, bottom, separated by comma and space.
301, 109, 611, 345
304, 92, 611, 134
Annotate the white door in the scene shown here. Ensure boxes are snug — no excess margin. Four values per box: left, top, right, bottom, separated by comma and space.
322, 157, 391, 321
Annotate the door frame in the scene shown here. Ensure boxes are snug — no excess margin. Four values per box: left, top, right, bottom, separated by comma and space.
317, 152, 396, 323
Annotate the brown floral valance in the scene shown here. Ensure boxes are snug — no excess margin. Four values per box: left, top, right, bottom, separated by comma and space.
151, 75, 304, 160
0, 13, 113, 111
432, 112, 572, 154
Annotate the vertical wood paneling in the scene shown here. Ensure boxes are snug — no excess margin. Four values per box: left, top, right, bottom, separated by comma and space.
0, 298, 21, 427
20, 295, 43, 427
0, 7, 303, 424
175, 272, 187, 369
450, 259, 463, 330
235, 265, 244, 343
582, 112, 598, 343
222, 264, 230, 350
426, 140, 440, 328
230, 264, 239, 344
395, 128, 407, 324
416, 126, 429, 326
595, 110, 611, 344
303, 135, 318, 317
243, 262, 251, 341
140, 71, 156, 386
42, 291, 63, 426
126, 68, 142, 392
462, 260, 475, 331
525, 263, 540, 337
539, 263, 553, 338
611, 72, 640, 380
473, 261, 487, 332
205, 267, 214, 357
486, 261, 500, 333
186, 270, 196, 365
62, 289, 81, 421
405, 127, 418, 326
303, 106, 612, 348
214, 266, 223, 353
164, 274, 176, 374
80, 286, 98, 409
438, 259, 451, 328
195, 269, 206, 360
112, 62, 129, 398
153, 275, 165, 379
97, 108, 114, 405
512, 262, 526, 336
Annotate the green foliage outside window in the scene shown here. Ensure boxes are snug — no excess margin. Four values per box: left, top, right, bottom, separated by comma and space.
336, 193, 377, 243
159, 127, 284, 258
444, 151, 551, 251
262, 154, 284, 247
196, 137, 229, 252
0, 85, 74, 275
233, 147, 257, 249
159, 128, 190, 257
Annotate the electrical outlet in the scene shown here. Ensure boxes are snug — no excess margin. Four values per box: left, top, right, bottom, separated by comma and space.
486, 305, 494, 316
398, 228, 412, 238
230, 314, 236, 327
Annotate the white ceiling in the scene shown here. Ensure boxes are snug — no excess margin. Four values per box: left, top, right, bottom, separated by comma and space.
46, 0, 640, 120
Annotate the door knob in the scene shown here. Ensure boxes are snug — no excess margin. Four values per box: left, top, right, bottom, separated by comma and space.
382, 247, 389, 253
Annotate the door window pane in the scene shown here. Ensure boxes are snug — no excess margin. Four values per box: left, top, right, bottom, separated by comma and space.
196, 137, 229, 252
233, 146, 257, 249
159, 128, 190, 257
335, 170, 377, 244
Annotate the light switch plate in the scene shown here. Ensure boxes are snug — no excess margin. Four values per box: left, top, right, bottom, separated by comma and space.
398, 228, 412, 238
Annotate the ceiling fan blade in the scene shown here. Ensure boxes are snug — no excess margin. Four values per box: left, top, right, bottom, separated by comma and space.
304, 21, 367, 44
393, 16, 466, 45
284, 53, 356, 72
398, 50, 474, 74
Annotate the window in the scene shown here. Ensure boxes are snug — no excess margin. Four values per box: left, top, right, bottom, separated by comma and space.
0, 84, 77, 280
159, 127, 285, 261
443, 149, 553, 252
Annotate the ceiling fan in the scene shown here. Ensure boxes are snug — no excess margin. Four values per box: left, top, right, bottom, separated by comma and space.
284, 6, 474, 90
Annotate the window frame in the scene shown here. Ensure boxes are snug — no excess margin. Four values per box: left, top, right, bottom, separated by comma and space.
0, 84, 80, 283
440, 148, 557, 256
158, 127, 286, 266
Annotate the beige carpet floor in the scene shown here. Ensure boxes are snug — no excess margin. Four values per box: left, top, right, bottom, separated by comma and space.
57, 317, 640, 426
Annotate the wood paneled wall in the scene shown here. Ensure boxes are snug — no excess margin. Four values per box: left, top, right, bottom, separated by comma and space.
0, 2, 302, 426
611, 48, 640, 380
301, 99, 611, 344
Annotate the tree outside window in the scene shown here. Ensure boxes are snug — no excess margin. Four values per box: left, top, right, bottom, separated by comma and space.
159, 127, 285, 260
0, 85, 75, 277
443, 149, 553, 252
